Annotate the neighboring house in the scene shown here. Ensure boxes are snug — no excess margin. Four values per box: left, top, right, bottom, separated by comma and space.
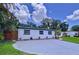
61, 31, 78, 37
18, 26, 55, 40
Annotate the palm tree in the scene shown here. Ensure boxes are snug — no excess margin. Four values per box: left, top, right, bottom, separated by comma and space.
0, 3, 18, 40
41, 18, 61, 39
3, 3, 18, 31
60, 22, 69, 37
60, 22, 69, 32
41, 18, 53, 29
51, 20, 61, 39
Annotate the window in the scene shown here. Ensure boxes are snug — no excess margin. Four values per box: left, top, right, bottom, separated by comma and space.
24, 30, 30, 35
48, 31, 52, 35
39, 31, 43, 35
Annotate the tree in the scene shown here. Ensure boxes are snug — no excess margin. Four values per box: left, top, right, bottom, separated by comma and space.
3, 3, 18, 31
27, 21, 36, 28
71, 25, 79, 31
60, 22, 69, 32
41, 18, 53, 29
60, 22, 69, 37
0, 11, 4, 32
51, 20, 61, 39
5, 18, 18, 31
71, 25, 79, 36
0, 3, 19, 40
51, 20, 61, 29
1, 3, 18, 31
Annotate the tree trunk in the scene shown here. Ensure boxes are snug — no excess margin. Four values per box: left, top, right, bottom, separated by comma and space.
78, 31, 79, 37
55, 30, 57, 39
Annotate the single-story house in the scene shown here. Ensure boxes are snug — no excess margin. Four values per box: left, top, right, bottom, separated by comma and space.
18, 25, 79, 40
61, 31, 78, 37
18, 26, 55, 40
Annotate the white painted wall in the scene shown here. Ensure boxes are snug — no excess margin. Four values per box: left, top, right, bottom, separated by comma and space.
18, 29, 55, 40
18, 29, 78, 40
61, 31, 78, 37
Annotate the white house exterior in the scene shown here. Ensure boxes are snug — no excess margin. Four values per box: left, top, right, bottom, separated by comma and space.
18, 29, 55, 40
18, 24, 79, 40
61, 31, 78, 37
18, 28, 79, 40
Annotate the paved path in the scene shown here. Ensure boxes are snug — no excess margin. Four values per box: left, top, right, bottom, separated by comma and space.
13, 39, 79, 55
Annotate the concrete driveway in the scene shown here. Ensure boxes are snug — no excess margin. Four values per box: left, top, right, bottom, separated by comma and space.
13, 39, 79, 55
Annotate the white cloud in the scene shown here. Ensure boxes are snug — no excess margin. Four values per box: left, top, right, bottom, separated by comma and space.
3, 3, 49, 25
14, 10, 29, 24
14, 4, 31, 24
31, 3, 47, 24
4, 3, 30, 24
66, 9, 79, 20
63, 19, 68, 22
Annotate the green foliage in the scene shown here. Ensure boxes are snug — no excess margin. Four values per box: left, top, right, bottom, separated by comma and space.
0, 32, 4, 40
71, 25, 79, 37
41, 18, 69, 39
5, 19, 19, 31
55, 29, 61, 39
27, 21, 37, 28
71, 25, 79, 31
0, 4, 19, 32
62, 32, 70, 37
60, 22, 69, 32
51, 20, 61, 30
0, 11, 6, 32
51, 20, 61, 39
41, 18, 53, 29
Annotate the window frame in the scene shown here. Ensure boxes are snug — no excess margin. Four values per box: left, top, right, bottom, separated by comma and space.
39, 30, 44, 35
24, 29, 30, 35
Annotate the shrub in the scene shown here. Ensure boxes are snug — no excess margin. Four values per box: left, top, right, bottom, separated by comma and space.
0, 32, 4, 40
67, 35, 70, 37
62, 32, 70, 37
63, 33, 67, 37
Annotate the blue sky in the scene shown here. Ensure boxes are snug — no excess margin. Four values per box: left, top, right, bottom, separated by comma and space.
25, 3, 79, 28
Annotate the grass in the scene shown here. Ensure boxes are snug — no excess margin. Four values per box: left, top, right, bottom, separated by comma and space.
62, 36, 79, 44
0, 40, 32, 55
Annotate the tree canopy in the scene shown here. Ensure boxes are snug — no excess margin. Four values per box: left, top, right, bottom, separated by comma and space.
0, 4, 18, 31
71, 25, 79, 31
60, 22, 69, 32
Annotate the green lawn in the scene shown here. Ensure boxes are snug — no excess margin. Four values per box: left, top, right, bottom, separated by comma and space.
62, 37, 79, 44
0, 41, 32, 55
